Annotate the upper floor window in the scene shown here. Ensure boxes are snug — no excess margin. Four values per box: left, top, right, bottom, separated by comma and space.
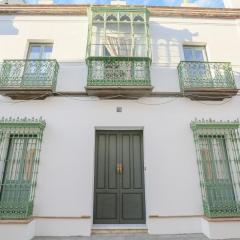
183, 45, 207, 61
87, 7, 151, 58
27, 43, 53, 60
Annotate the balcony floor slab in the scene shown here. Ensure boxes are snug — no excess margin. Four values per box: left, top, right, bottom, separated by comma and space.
0, 89, 54, 100
183, 88, 238, 101
85, 86, 153, 99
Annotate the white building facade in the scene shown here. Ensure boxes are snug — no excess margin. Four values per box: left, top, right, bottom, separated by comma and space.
0, 2, 240, 240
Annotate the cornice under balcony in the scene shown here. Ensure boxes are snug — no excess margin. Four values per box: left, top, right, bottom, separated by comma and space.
0, 5, 240, 19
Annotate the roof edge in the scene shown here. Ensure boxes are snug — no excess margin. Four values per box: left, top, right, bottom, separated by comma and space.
0, 5, 240, 19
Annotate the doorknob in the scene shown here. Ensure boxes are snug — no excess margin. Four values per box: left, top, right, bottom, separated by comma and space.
117, 163, 123, 174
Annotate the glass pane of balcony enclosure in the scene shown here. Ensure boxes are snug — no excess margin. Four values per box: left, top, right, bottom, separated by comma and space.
87, 7, 150, 58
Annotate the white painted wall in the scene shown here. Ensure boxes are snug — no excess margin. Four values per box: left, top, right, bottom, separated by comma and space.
0, 16, 240, 92
0, 12, 240, 239
201, 218, 240, 239
0, 96, 239, 238
0, 221, 35, 240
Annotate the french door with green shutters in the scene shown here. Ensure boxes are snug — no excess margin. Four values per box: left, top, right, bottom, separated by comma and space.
0, 134, 38, 218
94, 130, 146, 224
23, 43, 53, 86
199, 135, 237, 215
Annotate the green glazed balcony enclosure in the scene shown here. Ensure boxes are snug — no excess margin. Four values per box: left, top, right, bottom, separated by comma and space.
0, 59, 59, 100
86, 6, 153, 98
191, 119, 240, 218
0, 117, 45, 219
178, 61, 238, 100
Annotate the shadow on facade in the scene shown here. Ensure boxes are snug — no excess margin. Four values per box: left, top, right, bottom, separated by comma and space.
151, 23, 198, 64
150, 24, 198, 91
0, 16, 18, 35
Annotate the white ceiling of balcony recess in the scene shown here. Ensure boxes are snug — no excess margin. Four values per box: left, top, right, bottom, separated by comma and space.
25, 0, 225, 8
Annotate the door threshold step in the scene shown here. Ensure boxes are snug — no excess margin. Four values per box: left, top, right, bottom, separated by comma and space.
92, 229, 148, 235
92, 224, 147, 229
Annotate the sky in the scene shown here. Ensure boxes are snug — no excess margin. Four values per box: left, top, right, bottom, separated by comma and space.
26, 0, 225, 7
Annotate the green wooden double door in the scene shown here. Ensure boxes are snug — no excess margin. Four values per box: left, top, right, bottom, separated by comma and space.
94, 130, 146, 224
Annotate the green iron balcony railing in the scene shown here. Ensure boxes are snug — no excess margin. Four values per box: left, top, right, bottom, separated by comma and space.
0, 59, 59, 91
178, 61, 236, 90
87, 57, 151, 86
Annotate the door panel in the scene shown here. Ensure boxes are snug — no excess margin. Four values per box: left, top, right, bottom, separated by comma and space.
122, 134, 131, 189
108, 134, 118, 189
133, 134, 143, 189
94, 130, 145, 224
94, 132, 119, 223
122, 193, 144, 220
96, 134, 107, 189
95, 193, 118, 220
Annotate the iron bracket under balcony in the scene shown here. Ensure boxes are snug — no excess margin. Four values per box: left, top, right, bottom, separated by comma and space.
178, 61, 238, 101
0, 59, 59, 100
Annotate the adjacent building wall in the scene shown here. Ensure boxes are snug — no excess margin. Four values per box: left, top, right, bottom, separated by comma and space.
224, 0, 240, 8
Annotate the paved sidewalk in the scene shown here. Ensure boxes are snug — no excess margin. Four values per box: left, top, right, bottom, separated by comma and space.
33, 234, 211, 240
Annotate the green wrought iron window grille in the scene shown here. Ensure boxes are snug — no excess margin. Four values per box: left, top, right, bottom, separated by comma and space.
178, 61, 236, 91
191, 119, 240, 218
86, 7, 152, 86
0, 59, 59, 90
0, 118, 46, 219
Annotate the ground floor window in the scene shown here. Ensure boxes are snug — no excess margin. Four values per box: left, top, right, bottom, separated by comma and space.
0, 118, 45, 219
191, 119, 240, 217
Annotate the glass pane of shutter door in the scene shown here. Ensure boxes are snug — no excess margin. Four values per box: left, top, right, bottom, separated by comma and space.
212, 138, 236, 205
194, 49, 205, 61
0, 137, 25, 203
42, 45, 53, 59
28, 46, 42, 60
24, 45, 42, 85
40, 45, 53, 80
183, 48, 194, 61
25, 44, 53, 85
183, 47, 211, 86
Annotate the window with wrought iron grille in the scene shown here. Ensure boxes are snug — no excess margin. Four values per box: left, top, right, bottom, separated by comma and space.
0, 118, 45, 219
86, 7, 151, 86
191, 119, 240, 217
